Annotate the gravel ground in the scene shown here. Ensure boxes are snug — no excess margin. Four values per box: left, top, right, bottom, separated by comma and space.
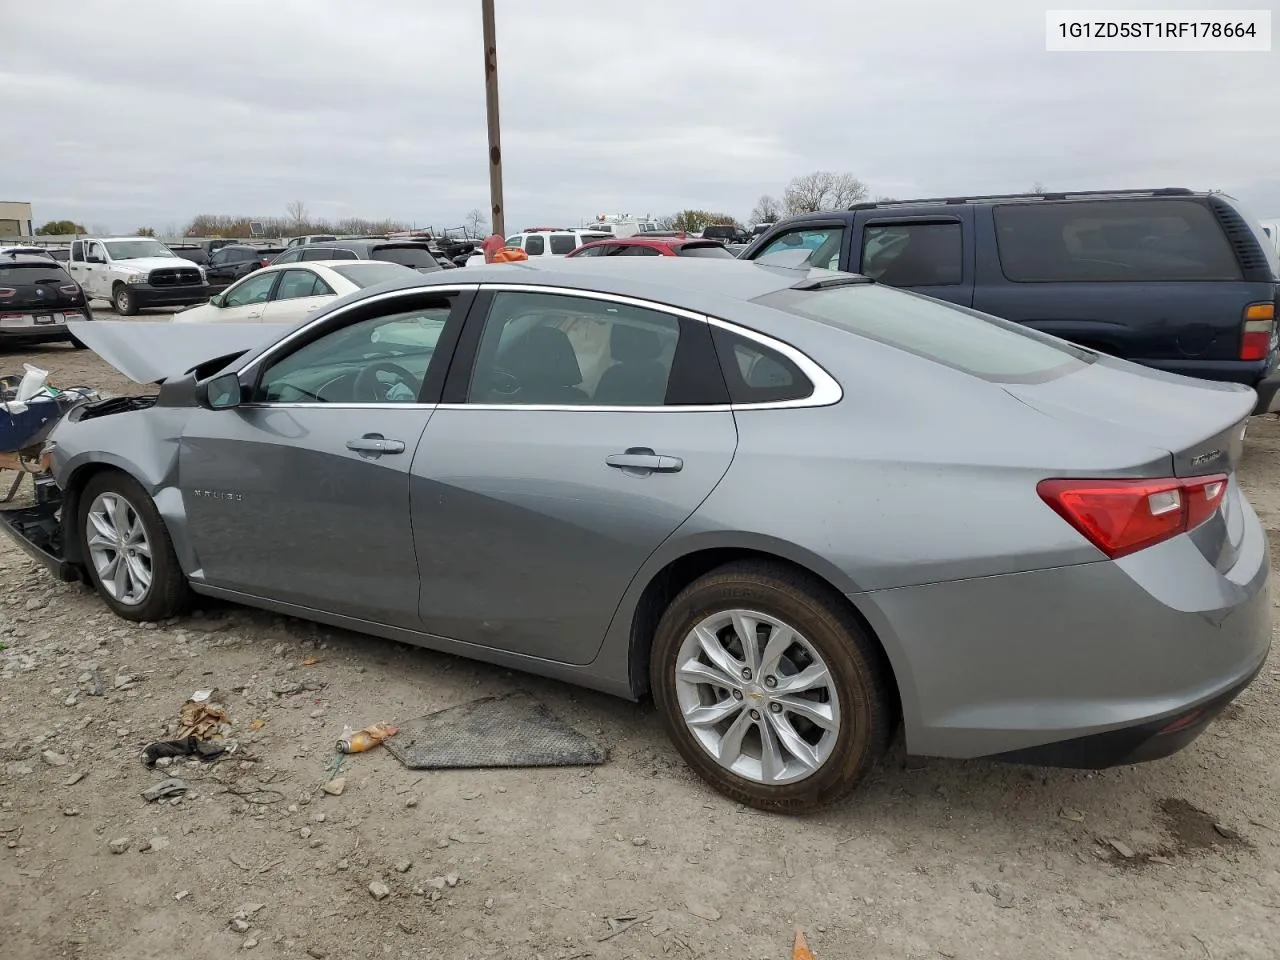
1, 327, 1278, 960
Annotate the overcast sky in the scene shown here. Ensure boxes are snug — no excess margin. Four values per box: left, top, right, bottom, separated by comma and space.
4, 0, 1278, 234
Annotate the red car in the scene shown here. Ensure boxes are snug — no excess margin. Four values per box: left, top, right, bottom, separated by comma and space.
565, 236, 736, 259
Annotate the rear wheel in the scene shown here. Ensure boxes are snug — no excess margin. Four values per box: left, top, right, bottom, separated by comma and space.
651, 561, 893, 813
112, 283, 137, 316
77, 471, 189, 621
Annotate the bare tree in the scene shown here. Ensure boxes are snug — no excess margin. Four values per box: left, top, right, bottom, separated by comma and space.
286, 200, 309, 231
465, 208, 488, 237
783, 171, 868, 215
134, 226, 156, 237
1030, 181, 1046, 194
750, 194, 781, 224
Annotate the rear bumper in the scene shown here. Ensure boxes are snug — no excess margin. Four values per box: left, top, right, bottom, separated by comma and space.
127, 283, 211, 308
858, 486, 1271, 765
0, 309, 90, 341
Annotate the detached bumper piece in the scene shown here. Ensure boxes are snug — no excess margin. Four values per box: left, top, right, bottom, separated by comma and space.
0, 495, 80, 583
992, 664, 1262, 769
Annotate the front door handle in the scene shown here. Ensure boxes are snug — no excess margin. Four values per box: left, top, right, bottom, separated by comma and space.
606, 448, 683, 474
346, 434, 406, 458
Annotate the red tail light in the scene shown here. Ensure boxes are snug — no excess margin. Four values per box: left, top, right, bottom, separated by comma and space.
60, 284, 80, 296
1240, 302, 1274, 361
1038, 474, 1228, 559
0, 288, 14, 298
260, 259, 271, 268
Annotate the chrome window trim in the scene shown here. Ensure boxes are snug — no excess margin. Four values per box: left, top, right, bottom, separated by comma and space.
235, 281, 842, 413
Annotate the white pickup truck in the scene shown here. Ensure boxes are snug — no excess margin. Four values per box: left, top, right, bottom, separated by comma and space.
67, 238, 210, 315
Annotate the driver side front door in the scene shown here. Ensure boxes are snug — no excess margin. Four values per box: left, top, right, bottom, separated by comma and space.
178, 288, 469, 626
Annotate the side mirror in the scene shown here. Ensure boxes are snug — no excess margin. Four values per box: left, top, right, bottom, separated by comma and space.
210, 293, 225, 308
86, 255, 103, 264
200, 372, 243, 410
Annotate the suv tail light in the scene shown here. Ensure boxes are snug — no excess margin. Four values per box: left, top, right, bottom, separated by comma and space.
59, 284, 80, 297
0, 288, 14, 298
1240, 302, 1274, 361
1038, 474, 1228, 559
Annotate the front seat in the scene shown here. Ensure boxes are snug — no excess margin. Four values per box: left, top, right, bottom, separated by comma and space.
593, 324, 668, 405
500, 325, 588, 404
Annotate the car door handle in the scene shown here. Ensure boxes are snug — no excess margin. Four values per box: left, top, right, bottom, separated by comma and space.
606, 449, 683, 473
346, 434, 406, 457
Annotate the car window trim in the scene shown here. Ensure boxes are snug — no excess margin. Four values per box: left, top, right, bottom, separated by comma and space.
437, 283, 841, 412
233, 284, 479, 407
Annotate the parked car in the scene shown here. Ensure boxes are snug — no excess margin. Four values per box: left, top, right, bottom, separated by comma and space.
700, 223, 751, 244
204, 244, 287, 294
270, 239, 441, 273
567, 236, 736, 259
66, 237, 209, 315
284, 235, 339, 248
0, 253, 92, 347
488, 229, 612, 261
742, 188, 1280, 412
172, 261, 416, 324
0, 246, 56, 260
5, 257, 1270, 811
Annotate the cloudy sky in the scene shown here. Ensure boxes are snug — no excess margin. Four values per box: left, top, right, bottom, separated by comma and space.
5, 0, 1278, 234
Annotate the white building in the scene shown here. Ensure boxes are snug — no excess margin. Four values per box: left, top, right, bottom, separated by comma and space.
0, 201, 34, 237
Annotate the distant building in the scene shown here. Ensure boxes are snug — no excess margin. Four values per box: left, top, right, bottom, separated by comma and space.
0, 201, 34, 237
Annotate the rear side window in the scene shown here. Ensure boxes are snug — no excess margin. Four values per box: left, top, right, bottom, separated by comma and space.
994, 200, 1243, 282
549, 234, 578, 255
0, 264, 73, 284
711, 327, 813, 403
525, 235, 545, 256
371, 246, 438, 270
302, 248, 357, 261
860, 222, 962, 285
755, 284, 1090, 383
677, 244, 735, 259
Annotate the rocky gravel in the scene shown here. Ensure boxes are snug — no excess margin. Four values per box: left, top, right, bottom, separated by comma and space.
1, 338, 1279, 959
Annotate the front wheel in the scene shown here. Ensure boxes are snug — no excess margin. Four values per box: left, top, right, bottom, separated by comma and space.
651, 561, 893, 813
77, 471, 189, 621
112, 284, 138, 316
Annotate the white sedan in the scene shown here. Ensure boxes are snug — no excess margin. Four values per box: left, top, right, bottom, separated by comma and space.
172, 261, 416, 324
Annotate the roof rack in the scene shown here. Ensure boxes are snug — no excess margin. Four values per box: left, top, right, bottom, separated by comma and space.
848, 187, 1195, 210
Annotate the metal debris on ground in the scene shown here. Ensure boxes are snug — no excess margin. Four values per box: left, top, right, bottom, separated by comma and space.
141, 778, 188, 802
142, 736, 230, 768
383, 693, 608, 770
336, 722, 399, 754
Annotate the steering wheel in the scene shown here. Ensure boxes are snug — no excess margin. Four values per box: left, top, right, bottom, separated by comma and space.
353, 361, 421, 402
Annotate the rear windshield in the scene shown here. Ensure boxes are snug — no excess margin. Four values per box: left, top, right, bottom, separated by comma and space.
331, 262, 417, 288
702, 226, 735, 239
0, 264, 73, 284
993, 199, 1242, 282
677, 244, 735, 259
372, 245, 440, 270
755, 283, 1091, 383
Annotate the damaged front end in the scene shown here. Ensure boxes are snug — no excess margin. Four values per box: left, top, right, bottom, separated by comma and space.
1, 474, 80, 581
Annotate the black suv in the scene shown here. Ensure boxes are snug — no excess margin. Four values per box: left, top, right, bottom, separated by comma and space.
742, 188, 1280, 412
204, 244, 286, 294
269, 239, 442, 273
0, 254, 92, 348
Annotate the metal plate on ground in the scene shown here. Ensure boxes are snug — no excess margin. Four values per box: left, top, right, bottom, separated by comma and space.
384, 694, 608, 770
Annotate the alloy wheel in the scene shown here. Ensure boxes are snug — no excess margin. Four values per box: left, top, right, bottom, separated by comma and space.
86, 492, 153, 605
673, 609, 841, 785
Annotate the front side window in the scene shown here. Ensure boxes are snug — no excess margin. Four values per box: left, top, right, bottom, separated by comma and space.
222, 271, 278, 307
860, 222, 963, 286
524, 235, 546, 256
467, 291, 683, 406
755, 227, 844, 270
572, 244, 605, 257
755, 283, 1090, 383
209, 249, 230, 266
257, 301, 453, 403
272, 248, 302, 264
618, 245, 662, 257
273, 269, 333, 301
549, 234, 578, 255
993, 199, 1243, 282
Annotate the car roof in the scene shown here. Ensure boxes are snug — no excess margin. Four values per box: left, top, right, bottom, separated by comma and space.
580, 236, 720, 250
305, 239, 427, 250
0, 254, 67, 267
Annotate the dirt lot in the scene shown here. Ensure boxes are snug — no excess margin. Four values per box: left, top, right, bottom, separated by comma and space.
2, 326, 1279, 960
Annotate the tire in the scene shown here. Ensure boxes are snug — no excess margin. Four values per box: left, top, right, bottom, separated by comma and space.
112, 283, 138, 316
651, 560, 893, 813
77, 470, 190, 621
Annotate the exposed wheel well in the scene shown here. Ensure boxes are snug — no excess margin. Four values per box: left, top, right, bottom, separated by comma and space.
628, 547, 901, 716
60, 463, 125, 567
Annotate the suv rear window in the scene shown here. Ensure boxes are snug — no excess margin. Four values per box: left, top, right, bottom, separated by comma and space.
371, 246, 439, 270
0, 264, 73, 284
549, 234, 578, 255
756, 283, 1091, 383
993, 199, 1242, 282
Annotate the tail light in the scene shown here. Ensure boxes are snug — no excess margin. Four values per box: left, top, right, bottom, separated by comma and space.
60, 284, 80, 297
0, 288, 14, 298
260, 258, 271, 268
1240, 302, 1274, 361
1037, 474, 1228, 559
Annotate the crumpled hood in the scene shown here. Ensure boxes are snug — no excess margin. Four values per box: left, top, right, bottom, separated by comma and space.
66, 320, 292, 384
110, 256, 201, 273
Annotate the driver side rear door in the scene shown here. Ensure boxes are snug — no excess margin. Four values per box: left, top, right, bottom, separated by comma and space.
178, 286, 474, 626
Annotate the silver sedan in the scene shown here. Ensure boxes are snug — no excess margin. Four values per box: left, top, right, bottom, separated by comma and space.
3, 257, 1270, 811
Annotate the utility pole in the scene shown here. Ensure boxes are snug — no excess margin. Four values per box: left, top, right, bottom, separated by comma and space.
481, 0, 505, 237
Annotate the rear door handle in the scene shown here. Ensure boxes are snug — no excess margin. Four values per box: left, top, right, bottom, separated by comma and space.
606, 448, 683, 473
346, 434, 406, 457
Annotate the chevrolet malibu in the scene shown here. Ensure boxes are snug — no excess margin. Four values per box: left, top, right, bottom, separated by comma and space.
2, 258, 1269, 811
